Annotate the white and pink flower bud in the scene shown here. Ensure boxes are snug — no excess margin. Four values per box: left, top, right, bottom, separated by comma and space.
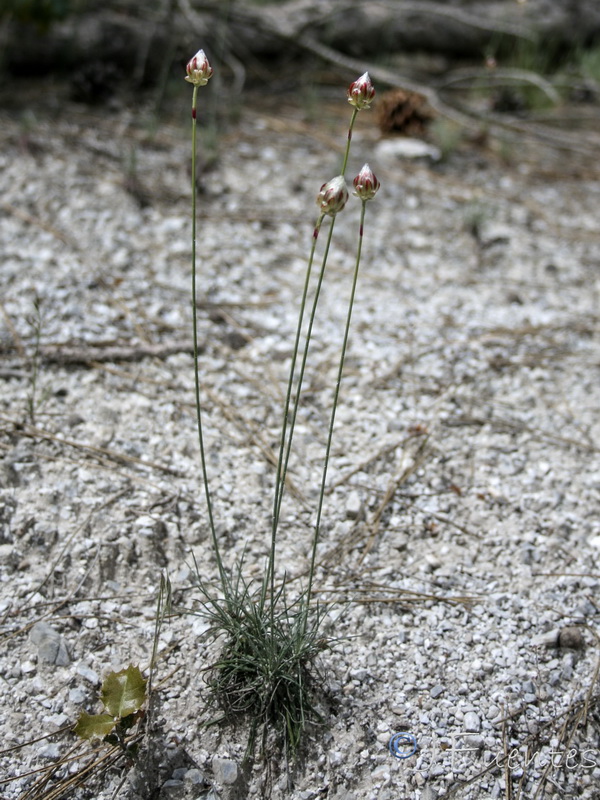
316, 176, 349, 216
353, 164, 380, 201
347, 72, 375, 110
185, 49, 214, 86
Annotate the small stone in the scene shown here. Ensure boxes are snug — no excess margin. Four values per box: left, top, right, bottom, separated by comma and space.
161, 779, 184, 790
77, 664, 100, 685
0, 543, 17, 563
561, 662, 574, 681
160, 779, 184, 798
413, 771, 426, 788
375, 138, 441, 162
30, 622, 71, 667
478, 222, 512, 248
424, 552, 441, 571
345, 491, 363, 520
464, 734, 484, 749
40, 707, 65, 725
464, 711, 481, 733
549, 670, 561, 686
69, 687, 87, 704
172, 768, 188, 780
558, 627, 584, 649
537, 684, 551, 701
531, 629, 559, 648
371, 764, 389, 780
575, 599, 596, 617
212, 757, 238, 785
183, 769, 206, 787
430, 684, 444, 698
38, 743, 61, 760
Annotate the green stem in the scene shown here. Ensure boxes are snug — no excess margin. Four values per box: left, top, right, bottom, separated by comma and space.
266, 104, 360, 617
267, 216, 336, 613
191, 85, 227, 592
266, 215, 321, 599
306, 200, 367, 610
274, 219, 336, 524
340, 107, 358, 177
269, 105, 361, 573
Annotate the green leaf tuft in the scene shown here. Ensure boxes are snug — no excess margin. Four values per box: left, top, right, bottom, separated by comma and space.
101, 665, 147, 719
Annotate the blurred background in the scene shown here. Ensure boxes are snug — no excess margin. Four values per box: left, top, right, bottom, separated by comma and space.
1, 0, 600, 165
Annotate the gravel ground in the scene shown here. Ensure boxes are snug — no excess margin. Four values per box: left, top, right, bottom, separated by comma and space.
1, 79, 600, 800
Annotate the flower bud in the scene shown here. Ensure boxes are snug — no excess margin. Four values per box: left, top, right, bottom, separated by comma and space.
353, 164, 380, 201
347, 72, 375, 110
185, 49, 214, 86
316, 176, 349, 216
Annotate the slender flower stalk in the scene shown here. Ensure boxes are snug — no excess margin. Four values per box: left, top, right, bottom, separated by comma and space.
268, 177, 348, 606
305, 166, 380, 611
267, 215, 335, 607
187, 52, 227, 592
266, 213, 322, 597
340, 108, 358, 178
268, 77, 376, 613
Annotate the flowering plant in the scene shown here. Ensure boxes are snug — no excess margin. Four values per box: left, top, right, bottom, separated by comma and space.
184, 49, 379, 754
